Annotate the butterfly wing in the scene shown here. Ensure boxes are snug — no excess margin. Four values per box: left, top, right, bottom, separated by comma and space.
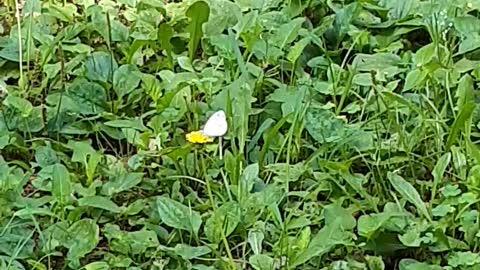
202, 110, 228, 137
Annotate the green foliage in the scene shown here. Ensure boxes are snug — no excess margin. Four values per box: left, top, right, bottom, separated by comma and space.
1, 0, 480, 269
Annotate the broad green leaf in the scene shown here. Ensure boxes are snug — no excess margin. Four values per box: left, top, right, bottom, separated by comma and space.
65, 79, 107, 115
431, 153, 451, 204
456, 74, 475, 110
380, 0, 415, 20
324, 204, 356, 229
103, 119, 147, 131
23, 0, 41, 14
17, 106, 45, 133
457, 34, 480, 56
287, 37, 310, 64
51, 164, 72, 205
35, 146, 59, 168
412, 43, 435, 66
308, 56, 329, 69
248, 230, 264, 255
358, 212, 392, 238
0, 42, 30, 62
286, 0, 307, 18
84, 262, 109, 270
0, 81, 6, 93
382, 91, 423, 116
249, 254, 274, 270
271, 17, 304, 49
102, 172, 144, 196
341, 173, 367, 196
126, 230, 159, 255
208, 34, 236, 60
113, 64, 142, 98
291, 204, 355, 267
177, 56, 195, 72
78, 196, 122, 213
352, 53, 402, 72
186, 1, 210, 60
366, 256, 385, 270
399, 230, 421, 247
205, 202, 241, 244
295, 226, 311, 253
68, 140, 96, 163
3, 95, 33, 117
403, 69, 427, 91
387, 172, 431, 221
265, 162, 305, 183
26, 259, 47, 270
156, 196, 202, 235
14, 207, 57, 219
286, 216, 312, 230
192, 265, 216, 270
258, 114, 290, 168
232, 8, 258, 38
0, 135, 10, 150
85, 152, 102, 185
123, 199, 145, 216
452, 146, 467, 179
46, 3, 77, 22
398, 259, 442, 270
0, 225, 35, 258
448, 251, 480, 268
85, 51, 118, 83
305, 107, 349, 144
332, 3, 361, 43
238, 163, 259, 202
139, 0, 164, 8
454, 15, 480, 36
104, 224, 158, 255
204, 0, 241, 36
172, 244, 211, 260
247, 118, 275, 153
62, 43, 93, 54
0, 257, 26, 270
292, 223, 353, 267
269, 85, 306, 119
65, 219, 99, 263
111, 20, 129, 42
432, 204, 454, 217
158, 23, 174, 67
446, 101, 476, 148
353, 73, 373, 86
454, 58, 479, 73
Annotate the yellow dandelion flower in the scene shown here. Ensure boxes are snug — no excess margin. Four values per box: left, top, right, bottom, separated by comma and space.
186, 131, 214, 144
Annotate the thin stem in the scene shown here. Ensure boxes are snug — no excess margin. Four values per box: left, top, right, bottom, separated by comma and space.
200, 154, 236, 270
14, 0, 23, 89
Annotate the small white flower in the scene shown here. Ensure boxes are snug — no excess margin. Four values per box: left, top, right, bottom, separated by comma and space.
0, 81, 7, 96
148, 137, 160, 151
468, 3, 473, 8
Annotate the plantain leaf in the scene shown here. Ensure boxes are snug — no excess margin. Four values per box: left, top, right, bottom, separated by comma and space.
387, 172, 431, 222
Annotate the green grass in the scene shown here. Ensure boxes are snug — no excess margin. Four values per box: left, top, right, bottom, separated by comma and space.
1, 0, 480, 269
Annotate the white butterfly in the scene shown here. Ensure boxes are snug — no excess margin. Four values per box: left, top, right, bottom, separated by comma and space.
201, 110, 228, 137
